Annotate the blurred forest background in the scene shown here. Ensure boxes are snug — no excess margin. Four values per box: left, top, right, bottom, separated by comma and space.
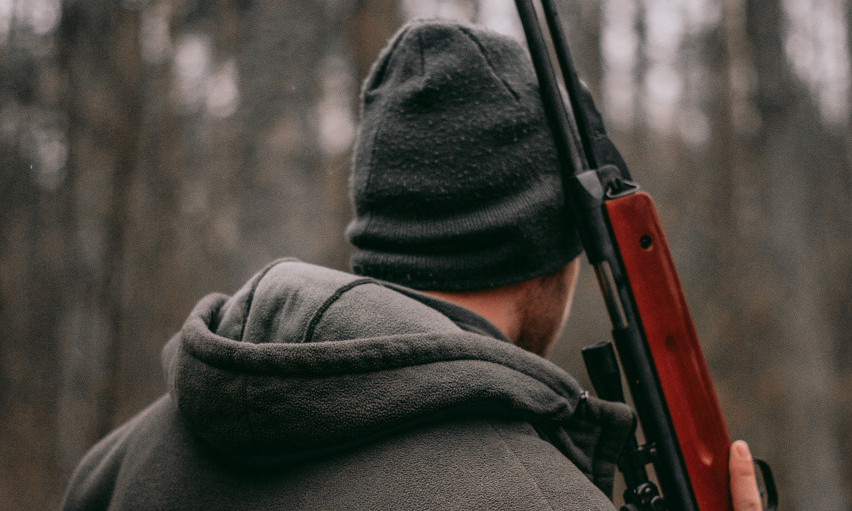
0, 0, 849, 509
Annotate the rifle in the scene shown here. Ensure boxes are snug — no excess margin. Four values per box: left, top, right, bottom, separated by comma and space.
512, 1, 778, 510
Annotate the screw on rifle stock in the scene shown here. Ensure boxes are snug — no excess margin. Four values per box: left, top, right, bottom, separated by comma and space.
639, 235, 653, 250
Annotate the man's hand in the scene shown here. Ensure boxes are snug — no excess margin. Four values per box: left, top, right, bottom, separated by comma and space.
730, 440, 763, 511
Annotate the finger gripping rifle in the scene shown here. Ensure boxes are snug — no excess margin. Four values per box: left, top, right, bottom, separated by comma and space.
512, 1, 777, 510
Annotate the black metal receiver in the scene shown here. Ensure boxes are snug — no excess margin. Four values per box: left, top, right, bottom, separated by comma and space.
512, 1, 777, 510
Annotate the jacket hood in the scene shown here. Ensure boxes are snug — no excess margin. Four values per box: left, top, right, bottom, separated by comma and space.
163, 259, 632, 489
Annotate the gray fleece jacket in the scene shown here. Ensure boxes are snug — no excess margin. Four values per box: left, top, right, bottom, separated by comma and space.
60, 259, 633, 510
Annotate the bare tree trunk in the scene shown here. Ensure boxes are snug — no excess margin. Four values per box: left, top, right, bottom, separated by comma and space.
56, 0, 144, 470
740, 1, 847, 508
111, 0, 186, 423
0, 1, 78, 507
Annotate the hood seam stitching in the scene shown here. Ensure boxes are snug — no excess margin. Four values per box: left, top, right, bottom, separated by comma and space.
301, 278, 381, 343
237, 259, 294, 342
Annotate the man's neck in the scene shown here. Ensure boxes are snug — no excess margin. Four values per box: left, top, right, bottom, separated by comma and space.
421, 285, 527, 343
419, 260, 579, 358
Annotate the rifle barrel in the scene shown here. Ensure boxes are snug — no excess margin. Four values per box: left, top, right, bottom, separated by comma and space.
539, 0, 599, 169
514, 0, 588, 175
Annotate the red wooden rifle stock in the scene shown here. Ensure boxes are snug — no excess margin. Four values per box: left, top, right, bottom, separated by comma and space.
606, 192, 731, 510
513, 0, 776, 509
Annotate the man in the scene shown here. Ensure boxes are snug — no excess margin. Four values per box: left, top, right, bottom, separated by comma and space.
61, 20, 764, 511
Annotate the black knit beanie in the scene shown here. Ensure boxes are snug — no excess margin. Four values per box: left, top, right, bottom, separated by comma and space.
345, 20, 583, 291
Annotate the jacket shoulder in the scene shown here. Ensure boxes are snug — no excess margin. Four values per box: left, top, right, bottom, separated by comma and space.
59, 395, 175, 510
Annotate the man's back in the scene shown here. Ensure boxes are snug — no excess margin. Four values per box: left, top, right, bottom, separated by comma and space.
60, 260, 631, 510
